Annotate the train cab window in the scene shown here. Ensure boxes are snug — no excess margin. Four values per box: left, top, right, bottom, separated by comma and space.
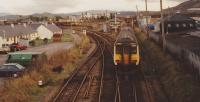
131, 46, 137, 54
116, 45, 122, 54
123, 46, 130, 54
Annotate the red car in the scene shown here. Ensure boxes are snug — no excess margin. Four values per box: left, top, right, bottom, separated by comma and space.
10, 43, 27, 52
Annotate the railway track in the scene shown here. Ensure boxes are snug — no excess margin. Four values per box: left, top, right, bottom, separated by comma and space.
98, 48, 117, 102
116, 70, 138, 102
94, 30, 153, 102
53, 28, 153, 102
53, 33, 105, 102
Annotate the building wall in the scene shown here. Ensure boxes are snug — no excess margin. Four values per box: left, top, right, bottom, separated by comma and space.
37, 25, 53, 39
29, 32, 39, 40
0, 36, 3, 48
149, 33, 200, 75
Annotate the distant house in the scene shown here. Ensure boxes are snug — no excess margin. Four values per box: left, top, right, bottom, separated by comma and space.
30, 23, 62, 39
108, 18, 122, 30
0, 24, 38, 48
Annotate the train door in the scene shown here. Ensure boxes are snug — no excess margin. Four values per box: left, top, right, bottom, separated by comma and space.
123, 45, 131, 65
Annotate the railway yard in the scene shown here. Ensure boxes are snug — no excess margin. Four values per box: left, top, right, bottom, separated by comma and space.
49, 22, 200, 102
0, 12, 200, 102
0, 21, 200, 102
0, 0, 200, 102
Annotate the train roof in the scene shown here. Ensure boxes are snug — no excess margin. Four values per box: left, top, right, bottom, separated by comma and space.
116, 27, 137, 43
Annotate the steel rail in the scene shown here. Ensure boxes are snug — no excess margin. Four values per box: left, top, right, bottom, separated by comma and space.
53, 34, 102, 102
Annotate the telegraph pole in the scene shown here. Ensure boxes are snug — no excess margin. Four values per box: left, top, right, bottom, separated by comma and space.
160, 0, 166, 50
145, 0, 149, 38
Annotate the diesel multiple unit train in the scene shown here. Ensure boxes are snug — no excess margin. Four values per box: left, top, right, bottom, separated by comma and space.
114, 27, 140, 66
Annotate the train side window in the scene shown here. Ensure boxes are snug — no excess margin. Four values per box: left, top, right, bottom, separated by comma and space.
176, 24, 180, 28
183, 24, 186, 27
190, 24, 193, 27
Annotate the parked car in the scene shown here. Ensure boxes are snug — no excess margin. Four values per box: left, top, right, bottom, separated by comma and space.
0, 44, 10, 54
0, 63, 25, 77
10, 43, 27, 52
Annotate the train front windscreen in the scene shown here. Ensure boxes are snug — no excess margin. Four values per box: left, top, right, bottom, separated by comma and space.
116, 43, 137, 65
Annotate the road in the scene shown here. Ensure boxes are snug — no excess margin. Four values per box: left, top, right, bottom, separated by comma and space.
0, 55, 7, 65
0, 32, 82, 95
23, 42, 74, 58
0, 42, 74, 65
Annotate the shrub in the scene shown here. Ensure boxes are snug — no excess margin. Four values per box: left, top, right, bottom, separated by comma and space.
43, 38, 48, 44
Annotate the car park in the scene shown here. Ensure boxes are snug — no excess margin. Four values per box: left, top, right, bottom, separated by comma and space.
10, 43, 27, 52
0, 63, 25, 78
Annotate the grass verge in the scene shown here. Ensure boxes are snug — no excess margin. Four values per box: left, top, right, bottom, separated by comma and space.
135, 28, 200, 102
0, 35, 91, 102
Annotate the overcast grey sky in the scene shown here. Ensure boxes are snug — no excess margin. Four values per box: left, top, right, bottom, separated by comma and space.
0, 0, 187, 15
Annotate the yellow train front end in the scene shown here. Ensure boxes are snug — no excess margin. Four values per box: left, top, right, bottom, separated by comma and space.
114, 43, 140, 66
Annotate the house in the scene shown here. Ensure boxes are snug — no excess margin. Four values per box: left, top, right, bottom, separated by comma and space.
108, 18, 123, 30
0, 24, 38, 48
30, 23, 62, 39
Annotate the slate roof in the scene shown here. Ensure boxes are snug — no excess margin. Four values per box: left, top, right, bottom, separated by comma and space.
163, 13, 195, 22
29, 24, 41, 30
44, 24, 62, 32
0, 24, 36, 38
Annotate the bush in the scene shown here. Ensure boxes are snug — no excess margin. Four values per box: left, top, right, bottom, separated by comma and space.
43, 38, 48, 44
29, 40, 36, 46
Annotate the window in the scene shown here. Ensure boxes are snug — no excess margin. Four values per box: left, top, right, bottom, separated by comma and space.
168, 24, 171, 28
123, 46, 131, 54
116, 45, 122, 54
183, 24, 186, 27
176, 24, 180, 28
131, 46, 137, 54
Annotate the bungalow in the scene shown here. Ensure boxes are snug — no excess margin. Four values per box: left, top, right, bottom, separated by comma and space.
30, 23, 62, 39
0, 24, 38, 48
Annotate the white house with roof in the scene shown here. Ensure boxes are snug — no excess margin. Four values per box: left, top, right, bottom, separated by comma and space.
0, 24, 38, 48
30, 23, 62, 39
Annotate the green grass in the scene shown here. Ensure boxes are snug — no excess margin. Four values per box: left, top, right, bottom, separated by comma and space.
0, 35, 91, 102
61, 29, 74, 42
30, 38, 53, 47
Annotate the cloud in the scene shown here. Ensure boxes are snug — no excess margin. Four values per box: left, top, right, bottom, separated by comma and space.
30, 0, 79, 14
0, 0, 186, 14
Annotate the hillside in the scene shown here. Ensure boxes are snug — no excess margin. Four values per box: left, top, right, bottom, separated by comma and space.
170, 0, 200, 11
